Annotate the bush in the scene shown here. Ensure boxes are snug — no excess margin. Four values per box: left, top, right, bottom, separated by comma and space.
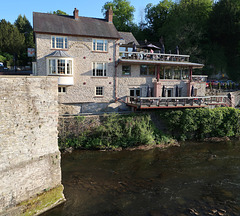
59, 113, 174, 150
158, 107, 240, 140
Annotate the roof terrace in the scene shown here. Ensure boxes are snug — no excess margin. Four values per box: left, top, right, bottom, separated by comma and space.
118, 51, 204, 68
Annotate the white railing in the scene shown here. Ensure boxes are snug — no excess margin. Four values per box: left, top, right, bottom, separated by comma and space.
119, 51, 190, 62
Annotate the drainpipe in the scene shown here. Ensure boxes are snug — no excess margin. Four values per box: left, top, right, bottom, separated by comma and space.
188, 66, 193, 96
114, 40, 118, 102
157, 66, 160, 82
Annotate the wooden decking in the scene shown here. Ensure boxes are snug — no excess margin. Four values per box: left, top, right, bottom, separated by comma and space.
126, 96, 231, 110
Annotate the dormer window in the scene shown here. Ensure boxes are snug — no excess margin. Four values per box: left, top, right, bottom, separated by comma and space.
51, 36, 68, 49
92, 39, 108, 52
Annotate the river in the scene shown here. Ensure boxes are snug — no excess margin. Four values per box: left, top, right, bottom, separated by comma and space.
42, 141, 240, 216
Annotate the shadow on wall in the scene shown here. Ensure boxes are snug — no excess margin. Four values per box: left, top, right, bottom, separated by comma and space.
59, 101, 131, 115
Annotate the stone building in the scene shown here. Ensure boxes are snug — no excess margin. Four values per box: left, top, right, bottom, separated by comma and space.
33, 8, 206, 114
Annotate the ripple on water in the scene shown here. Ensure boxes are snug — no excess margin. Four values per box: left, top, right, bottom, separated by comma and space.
42, 141, 240, 216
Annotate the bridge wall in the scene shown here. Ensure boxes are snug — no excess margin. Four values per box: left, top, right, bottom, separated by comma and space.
0, 76, 65, 216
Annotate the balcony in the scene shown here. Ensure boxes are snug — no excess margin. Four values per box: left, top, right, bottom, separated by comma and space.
58, 76, 74, 86
125, 95, 231, 110
120, 51, 190, 62
118, 51, 204, 68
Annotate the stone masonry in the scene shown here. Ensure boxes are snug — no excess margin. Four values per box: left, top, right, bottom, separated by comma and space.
0, 76, 65, 215
35, 34, 117, 104
35, 33, 205, 115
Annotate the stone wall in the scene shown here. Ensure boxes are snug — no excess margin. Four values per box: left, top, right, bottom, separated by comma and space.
35, 34, 117, 104
192, 81, 206, 96
58, 115, 101, 138
231, 90, 240, 107
0, 76, 65, 216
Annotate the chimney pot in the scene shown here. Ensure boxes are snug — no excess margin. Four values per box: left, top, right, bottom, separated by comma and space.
73, 8, 79, 20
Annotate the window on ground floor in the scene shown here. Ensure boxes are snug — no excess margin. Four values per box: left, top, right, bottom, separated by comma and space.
166, 88, 173, 97
58, 86, 66, 93
130, 88, 141, 101
95, 86, 104, 96
178, 87, 182, 97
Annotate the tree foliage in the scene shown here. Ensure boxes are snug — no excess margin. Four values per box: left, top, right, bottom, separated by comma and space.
0, 19, 25, 55
102, 0, 135, 32
144, 0, 174, 40
15, 15, 34, 48
209, 0, 240, 80
130, 0, 240, 80
159, 107, 240, 140
14, 15, 32, 34
50, 10, 68, 15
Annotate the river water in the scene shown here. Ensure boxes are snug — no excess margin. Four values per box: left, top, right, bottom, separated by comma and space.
43, 141, 240, 216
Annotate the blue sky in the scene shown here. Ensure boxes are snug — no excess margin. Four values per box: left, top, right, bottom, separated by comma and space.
1, 0, 162, 26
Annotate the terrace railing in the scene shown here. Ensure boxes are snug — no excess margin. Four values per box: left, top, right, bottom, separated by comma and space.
119, 51, 190, 62
192, 75, 208, 82
125, 95, 232, 109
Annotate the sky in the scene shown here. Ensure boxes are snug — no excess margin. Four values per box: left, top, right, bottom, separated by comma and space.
1, 0, 162, 26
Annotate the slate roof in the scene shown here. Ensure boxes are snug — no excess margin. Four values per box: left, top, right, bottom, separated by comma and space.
118, 32, 139, 46
33, 12, 121, 39
46, 50, 72, 58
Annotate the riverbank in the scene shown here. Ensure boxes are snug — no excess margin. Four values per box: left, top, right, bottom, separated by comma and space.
58, 107, 240, 151
58, 113, 177, 151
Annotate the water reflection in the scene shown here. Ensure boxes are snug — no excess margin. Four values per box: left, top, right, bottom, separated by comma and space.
42, 141, 240, 216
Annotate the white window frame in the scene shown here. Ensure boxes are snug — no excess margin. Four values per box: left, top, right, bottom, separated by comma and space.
95, 86, 104, 96
92, 39, 108, 52
47, 57, 73, 75
92, 62, 107, 77
51, 36, 68, 49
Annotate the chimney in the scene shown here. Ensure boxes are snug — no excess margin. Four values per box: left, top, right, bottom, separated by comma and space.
106, 6, 113, 23
73, 8, 79, 20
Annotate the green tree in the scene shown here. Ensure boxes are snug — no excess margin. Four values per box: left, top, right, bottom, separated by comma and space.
102, 0, 135, 31
14, 15, 32, 34
0, 55, 6, 63
161, 0, 213, 61
209, 0, 240, 80
0, 19, 25, 55
144, 0, 175, 41
14, 15, 35, 65
50, 10, 68, 15
14, 15, 34, 48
